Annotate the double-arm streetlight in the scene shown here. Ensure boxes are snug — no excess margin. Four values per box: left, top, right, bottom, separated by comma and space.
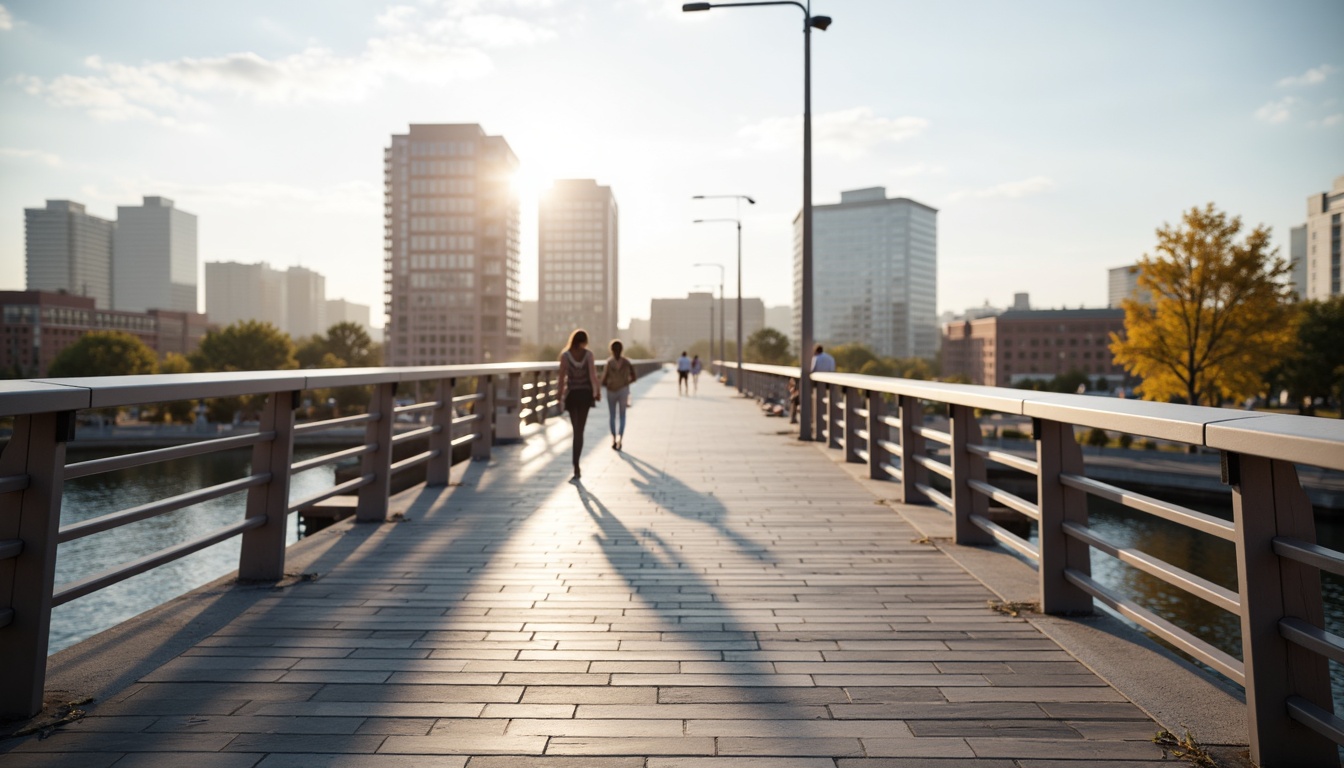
683, 0, 830, 440
693, 262, 725, 377
693, 193, 755, 393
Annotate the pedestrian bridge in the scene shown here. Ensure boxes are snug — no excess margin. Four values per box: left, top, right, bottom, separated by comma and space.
1, 362, 1343, 766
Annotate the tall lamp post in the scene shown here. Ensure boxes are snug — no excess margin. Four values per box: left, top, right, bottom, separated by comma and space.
693, 193, 755, 393
693, 262, 725, 378
682, 0, 830, 440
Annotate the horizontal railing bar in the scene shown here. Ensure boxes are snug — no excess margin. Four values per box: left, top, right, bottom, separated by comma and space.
1064, 568, 1245, 685
880, 415, 902, 430
881, 463, 903, 482
966, 444, 1039, 475
1063, 521, 1240, 614
855, 449, 870, 463
393, 400, 440, 414
450, 434, 476, 448
1059, 473, 1236, 542
855, 428, 870, 442
293, 412, 376, 434
1287, 695, 1344, 746
453, 393, 485, 404
390, 425, 439, 444
0, 539, 23, 560
913, 426, 952, 445
876, 439, 902, 456
1280, 617, 1344, 665
453, 414, 481, 426
290, 443, 376, 474
0, 607, 12, 629
970, 513, 1040, 561
390, 449, 439, 474
853, 407, 870, 420
966, 479, 1041, 520
915, 482, 953, 513
53, 515, 264, 607
287, 473, 375, 514
64, 431, 274, 480
0, 474, 29, 495
1273, 537, 1344, 578
59, 473, 270, 544
911, 454, 953, 480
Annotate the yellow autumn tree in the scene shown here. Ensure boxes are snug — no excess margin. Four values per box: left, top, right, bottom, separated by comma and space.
1110, 204, 1296, 406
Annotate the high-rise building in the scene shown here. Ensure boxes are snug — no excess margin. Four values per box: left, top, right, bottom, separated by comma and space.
205, 261, 286, 330
113, 196, 198, 313
519, 299, 539, 347
796, 187, 938, 360
1302, 175, 1343, 300
384, 124, 521, 366
538, 179, 619, 347
24, 200, 114, 308
1107, 264, 1153, 308
1290, 225, 1308, 299
285, 266, 326, 339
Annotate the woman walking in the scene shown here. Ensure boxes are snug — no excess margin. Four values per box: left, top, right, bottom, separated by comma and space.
602, 339, 637, 451
690, 354, 703, 395
558, 329, 600, 480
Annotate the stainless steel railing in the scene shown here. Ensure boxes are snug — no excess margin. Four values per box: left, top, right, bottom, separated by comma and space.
730, 361, 1344, 768
0, 360, 662, 720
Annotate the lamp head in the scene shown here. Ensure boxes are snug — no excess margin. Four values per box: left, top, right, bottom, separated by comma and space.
693, 219, 705, 223
809, 15, 832, 30
683, 2, 712, 11
745, 196, 756, 205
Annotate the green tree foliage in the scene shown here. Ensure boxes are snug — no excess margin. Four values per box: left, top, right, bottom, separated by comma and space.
154, 352, 196, 423
1279, 297, 1344, 416
744, 328, 792, 365
1110, 204, 1296, 406
190, 320, 297, 372
1083, 427, 1110, 448
48, 331, 158, 377
293, 323, 382, 417
830, 343, 877, 373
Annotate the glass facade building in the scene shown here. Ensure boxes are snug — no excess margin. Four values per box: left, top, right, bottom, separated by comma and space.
538, 180, 618, 347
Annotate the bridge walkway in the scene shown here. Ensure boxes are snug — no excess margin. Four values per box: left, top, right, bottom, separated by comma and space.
6, 369, 1175, 766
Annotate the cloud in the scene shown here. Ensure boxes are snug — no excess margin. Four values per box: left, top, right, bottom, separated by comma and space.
738, 107, 928, 160
1277, 64, 1336, 88
892, 162, 946, 177
0, 147, 62, 166
946, 176, 1054, 202
1254, 97, 1296, 124
79, 178, 381, 215
0, 5, 12, 32
13, 3, 553, 127
1308, 113, 1343, 129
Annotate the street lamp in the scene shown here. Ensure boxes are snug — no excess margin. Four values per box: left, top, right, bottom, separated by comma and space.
693, 193, 755, 393
682, 0, 830, 440
693, 283, 717, 372
693, 262, 725, 379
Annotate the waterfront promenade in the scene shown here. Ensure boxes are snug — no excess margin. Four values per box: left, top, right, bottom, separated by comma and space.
4, 370, 1231, 766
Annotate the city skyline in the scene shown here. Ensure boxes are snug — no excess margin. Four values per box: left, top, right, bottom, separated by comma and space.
1, 1, 1341, 332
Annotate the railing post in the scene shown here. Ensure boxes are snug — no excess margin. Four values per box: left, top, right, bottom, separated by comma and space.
950, 404, 992, 546
0, 410, 73, 718
1035, 419, 1092, 614
357, 381, 397, 522
867, 391, 889, 480
897, 395, 928, 505
239, 390, 297, 580
1230, 453, 1336, 767
426, 378, 453, 486
473, 375, 494, 461
827, 384, 843, 450
813, 383, 826, 443
844, 387, 863, 463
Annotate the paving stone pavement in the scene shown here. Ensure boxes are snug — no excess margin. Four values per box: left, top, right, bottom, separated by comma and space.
4, 369, 1174, 766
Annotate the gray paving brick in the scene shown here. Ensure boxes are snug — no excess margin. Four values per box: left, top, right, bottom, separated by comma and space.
0, 755, 124, 768
258, 756, 466, 768
378, 735, 549, 754
545, 737, 715, 756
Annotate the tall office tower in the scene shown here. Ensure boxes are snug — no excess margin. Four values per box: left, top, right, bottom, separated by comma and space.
113, 196, 198, 313
537, 179, 619, 347
1107, 263, 1154, 308
1303, 175, 1343, 299
286, 266, 327, 339
384, 124, 521, 366
1290, 225, 1308, 298
204, 261, 287, 330
794, 187, 938, 359
24, 200, 114, 308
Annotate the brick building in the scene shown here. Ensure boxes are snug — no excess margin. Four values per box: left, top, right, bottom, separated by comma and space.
941, 308, 1127, 388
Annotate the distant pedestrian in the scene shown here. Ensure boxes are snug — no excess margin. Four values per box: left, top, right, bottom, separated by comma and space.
690, 355, 703, 394
559, 328, 601, 481
602, 339, 637, 451
676, 351, 691, 396
812, 344, 836, 373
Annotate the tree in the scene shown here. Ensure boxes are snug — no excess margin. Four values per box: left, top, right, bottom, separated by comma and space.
829, 343, 878, 373
1110, 204, 1296, 406
48, 331, 158, 377
1280, 297, 1344, 416
190, 320, 297, 372
744, 328, 792, 365
155, 353, 196, 423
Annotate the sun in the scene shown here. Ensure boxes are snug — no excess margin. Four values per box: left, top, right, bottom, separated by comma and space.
509, 166, 550, 203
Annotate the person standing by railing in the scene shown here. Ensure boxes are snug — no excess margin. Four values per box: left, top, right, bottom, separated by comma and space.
558, 328, 600, 481
602, 339, 636, 452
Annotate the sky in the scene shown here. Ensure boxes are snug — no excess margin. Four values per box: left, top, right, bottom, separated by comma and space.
1, 0, 1341, 330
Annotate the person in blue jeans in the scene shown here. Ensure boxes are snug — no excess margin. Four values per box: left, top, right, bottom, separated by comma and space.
602, 339, 637, 451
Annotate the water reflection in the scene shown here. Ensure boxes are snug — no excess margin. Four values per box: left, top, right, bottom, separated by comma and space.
50, 447, 334, 653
